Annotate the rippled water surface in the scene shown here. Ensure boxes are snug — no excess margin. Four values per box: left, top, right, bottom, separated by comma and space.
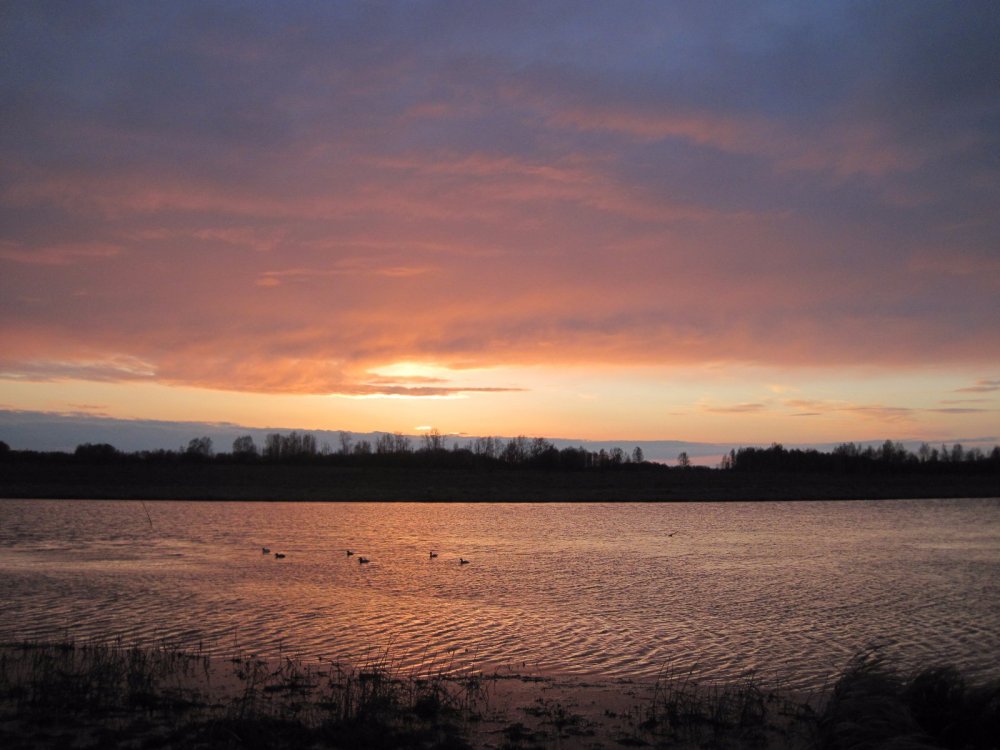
1, 499, 997, 690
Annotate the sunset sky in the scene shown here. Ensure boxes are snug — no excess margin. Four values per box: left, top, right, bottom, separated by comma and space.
1, 1, 998, 449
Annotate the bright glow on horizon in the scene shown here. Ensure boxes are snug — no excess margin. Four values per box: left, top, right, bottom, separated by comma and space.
368, 362, 454, 380
1, 363, 996, 448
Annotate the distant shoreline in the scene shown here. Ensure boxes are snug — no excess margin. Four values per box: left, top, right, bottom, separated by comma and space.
2, 460, 997, 501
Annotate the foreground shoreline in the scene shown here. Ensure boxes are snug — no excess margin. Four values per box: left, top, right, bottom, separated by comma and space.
2, 640, 997, 750
2, 461, 998, 501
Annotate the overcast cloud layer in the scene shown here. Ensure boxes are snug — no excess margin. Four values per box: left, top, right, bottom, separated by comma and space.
1, 2, 998, 407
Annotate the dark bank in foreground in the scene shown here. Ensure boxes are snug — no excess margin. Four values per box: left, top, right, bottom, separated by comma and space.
2, 640, 997, 750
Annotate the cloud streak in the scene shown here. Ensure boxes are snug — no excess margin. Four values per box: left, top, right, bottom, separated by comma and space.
957, 379, 1000, 394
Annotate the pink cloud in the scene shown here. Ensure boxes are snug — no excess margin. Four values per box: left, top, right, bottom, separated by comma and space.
0, 241, 122, 265
543, 103, 925, 178
909, 253, 1000, 280
2, 75, 996, 401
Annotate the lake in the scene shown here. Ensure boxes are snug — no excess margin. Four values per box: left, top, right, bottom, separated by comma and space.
1, 498, 997, 691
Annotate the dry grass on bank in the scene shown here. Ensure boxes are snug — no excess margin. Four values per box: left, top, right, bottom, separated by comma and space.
1, 640, 997, 749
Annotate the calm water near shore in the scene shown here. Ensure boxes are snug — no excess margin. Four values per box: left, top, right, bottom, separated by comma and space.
1, 498, 997, 692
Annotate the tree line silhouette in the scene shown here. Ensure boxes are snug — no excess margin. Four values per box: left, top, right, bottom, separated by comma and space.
0, 431, 652, 472
1, 433, 997, 476
721, 440, 1000, 474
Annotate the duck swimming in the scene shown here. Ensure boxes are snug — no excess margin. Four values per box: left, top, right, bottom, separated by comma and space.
274, 552, 286, 559
358, 556, 370, 564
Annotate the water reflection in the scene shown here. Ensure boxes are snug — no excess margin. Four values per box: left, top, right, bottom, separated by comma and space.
0, 499, 997, 691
